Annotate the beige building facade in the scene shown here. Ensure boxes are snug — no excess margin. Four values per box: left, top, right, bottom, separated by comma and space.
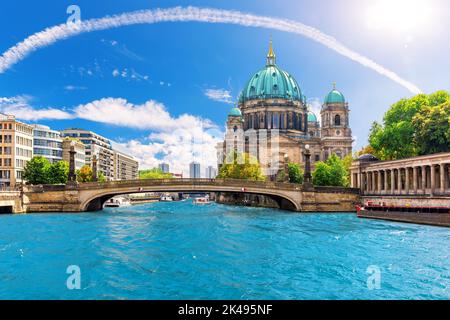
0, 114, 34, 187
62, 138, 86, 170
113, 151, 139, 180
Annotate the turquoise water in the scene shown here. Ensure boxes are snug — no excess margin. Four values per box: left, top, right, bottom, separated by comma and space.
0, 201, 449, 300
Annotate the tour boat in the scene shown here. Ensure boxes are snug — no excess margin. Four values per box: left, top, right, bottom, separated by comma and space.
193, 196, 211, 205
160, 195, 174, 202
356, 203, 450, 227
104, 196, 131, 208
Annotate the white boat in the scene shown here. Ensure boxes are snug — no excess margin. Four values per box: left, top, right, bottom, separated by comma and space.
104, 196, 131, 208
160, 195, 174, 202
193, 196, 211, 205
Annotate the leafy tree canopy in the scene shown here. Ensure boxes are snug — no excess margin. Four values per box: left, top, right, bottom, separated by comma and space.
139, 168, 173, 179
217, 152, 265, 181
23, 157, 70, 185
287, 163, 304, 184
312, 154, 349, 187
369, 90, 450, 160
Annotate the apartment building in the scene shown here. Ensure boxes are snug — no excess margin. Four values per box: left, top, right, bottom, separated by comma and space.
114, 150, 139, 180
32, 124, 63, 164
61, 129, 115, 180
0, 114, 34, 187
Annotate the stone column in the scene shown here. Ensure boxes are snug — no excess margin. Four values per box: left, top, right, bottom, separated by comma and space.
377, 171, 382, 194
405, 167, 410, 194
92, 155, 98, 182
366, 172, 371, 193
68, 145, 77, 183
440, 164, 446, 194
390, 169, 395, 194
351, 171, 355, 188
421, 165, 427, 194
413, 166, 418, 194
383, 170, 388, 194
397, 168, 402, 194
302, 146, 313, 190
430, 164, 436, 196
371, 172, 375, 193
361, 173, 365, 194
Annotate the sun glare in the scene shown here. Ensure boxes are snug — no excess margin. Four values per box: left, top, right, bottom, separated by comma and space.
366, 0, 432, 32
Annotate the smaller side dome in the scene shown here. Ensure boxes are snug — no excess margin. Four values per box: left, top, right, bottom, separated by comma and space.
358, 154, 379, 162
325, 83, 345, 104
307, 112, 318, 122
228, 107, 242, 117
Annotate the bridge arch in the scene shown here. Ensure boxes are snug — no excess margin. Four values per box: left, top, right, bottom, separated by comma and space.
78, 180, 302, 212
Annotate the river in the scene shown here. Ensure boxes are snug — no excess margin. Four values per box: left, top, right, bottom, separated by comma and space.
0, 200, 449, 299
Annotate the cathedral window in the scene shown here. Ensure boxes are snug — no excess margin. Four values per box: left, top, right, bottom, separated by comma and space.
334, 114, 341, 126
273, 113, 279, 129
298, 114, 302, 131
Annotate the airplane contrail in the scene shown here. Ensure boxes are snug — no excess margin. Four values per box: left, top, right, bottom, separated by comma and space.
0, 6, 422, 94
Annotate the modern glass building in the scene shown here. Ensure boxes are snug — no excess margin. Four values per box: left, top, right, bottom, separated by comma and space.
159, 163, 170, 173
189, 161, 201, 179
32, 125, 63, 164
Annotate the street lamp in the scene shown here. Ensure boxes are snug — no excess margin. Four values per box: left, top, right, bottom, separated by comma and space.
303, 144, 313, 190
68, 141, 77, 183
284, 153, 289, 183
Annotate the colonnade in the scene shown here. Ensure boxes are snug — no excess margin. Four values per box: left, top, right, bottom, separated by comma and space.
351, 159, 450, 196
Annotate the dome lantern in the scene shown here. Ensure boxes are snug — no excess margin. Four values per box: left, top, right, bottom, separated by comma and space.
266, 38, 276, 66
239, 40, 303, 104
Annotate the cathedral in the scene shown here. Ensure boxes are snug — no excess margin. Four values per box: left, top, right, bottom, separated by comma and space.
217, 41, 353, 179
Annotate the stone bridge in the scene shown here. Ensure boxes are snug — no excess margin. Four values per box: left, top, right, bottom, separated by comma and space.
22, 179, 360, 213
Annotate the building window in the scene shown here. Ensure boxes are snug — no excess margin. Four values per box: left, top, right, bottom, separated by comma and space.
334, 114, 341, 126
272, 113, 279, 129
315, 154, 320, 162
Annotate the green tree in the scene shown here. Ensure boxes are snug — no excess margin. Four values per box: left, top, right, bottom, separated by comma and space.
76, 165, 93, 183
342, 154, 354, 187
139, 168, 173, 179
23, 156, 51, 185
312, 162, 330, 186
47, 161, 69, 184
287, 163, 304, 184
76, 165, 107, 183
369, 90, 450, 160
217, 152, 265, 181
312, 154, 348, 187
412, 102, 450, 155
98, 172, 107, 183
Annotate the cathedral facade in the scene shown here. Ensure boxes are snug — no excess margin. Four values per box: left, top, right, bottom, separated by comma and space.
217, 41, 353, 178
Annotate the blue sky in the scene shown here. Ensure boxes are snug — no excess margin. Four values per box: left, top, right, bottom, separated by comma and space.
0, 0, 449, 174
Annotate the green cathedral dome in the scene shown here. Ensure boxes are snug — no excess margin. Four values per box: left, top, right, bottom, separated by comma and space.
325, 84, 345, 104
228, 107, 242, 117
239, 41, 303, 103
307, 112, 318, 122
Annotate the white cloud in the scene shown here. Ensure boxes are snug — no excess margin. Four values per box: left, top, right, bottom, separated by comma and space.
0, 96, 73, 121
64, 85, 87, 91
0, 6, 422, 94
1, 95, 223, 175
204, 88, 233, 104
119, 125, 222, 176
307, 97, 322, 123
112, 69, 120, 77
73, 97, 214, 132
